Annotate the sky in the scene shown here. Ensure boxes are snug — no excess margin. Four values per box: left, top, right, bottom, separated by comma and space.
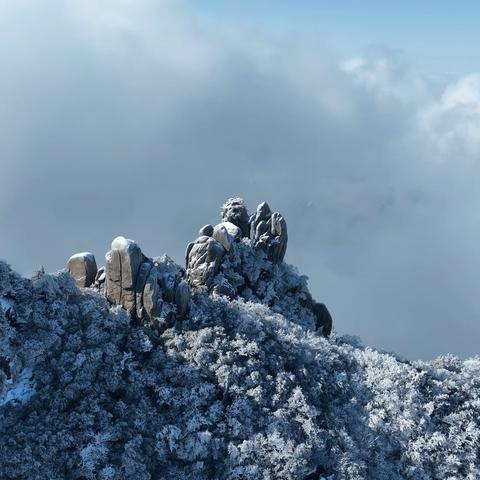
191, 0, 480, 78
1, 0, 480, 359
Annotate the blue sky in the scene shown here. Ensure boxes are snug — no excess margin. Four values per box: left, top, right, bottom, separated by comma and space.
190, 1, 480, 78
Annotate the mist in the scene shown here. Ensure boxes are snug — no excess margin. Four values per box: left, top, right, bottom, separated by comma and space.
1, 0, 480, 359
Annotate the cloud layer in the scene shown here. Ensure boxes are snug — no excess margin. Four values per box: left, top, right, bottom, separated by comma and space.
1, 0, 480, 359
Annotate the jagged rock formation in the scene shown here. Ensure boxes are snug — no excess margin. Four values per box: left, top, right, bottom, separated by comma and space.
70, 238, 192, 329
312, 302, 333, 337
184, 199, 329, 332
174, 280, 190, 319
185, 236, 225, 288
249, 201, 288, 264
103, 238, 190, 328
186, 198, 288, 288
105, 237, 145, 317
64, 199, 330, 338
198, 224, 214, 237
66, 252, 97, 287
221, 197, 250, 237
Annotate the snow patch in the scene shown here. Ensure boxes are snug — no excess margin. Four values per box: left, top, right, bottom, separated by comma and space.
0, 368, 35, 407
111, 236, 135, 250
0, 297, 13, 312
68, 252, 95, 262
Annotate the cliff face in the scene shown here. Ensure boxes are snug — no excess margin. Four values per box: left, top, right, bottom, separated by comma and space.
0, 200, 479, 480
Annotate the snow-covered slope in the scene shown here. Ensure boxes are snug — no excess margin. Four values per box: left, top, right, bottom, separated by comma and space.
0, 258, 479, 480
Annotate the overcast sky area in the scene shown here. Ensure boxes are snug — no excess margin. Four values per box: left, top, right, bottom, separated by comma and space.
1, 0, 480, 359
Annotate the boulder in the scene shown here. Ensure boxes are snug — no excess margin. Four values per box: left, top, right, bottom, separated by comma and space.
95, 266, 106, 286
105, 249, 122, 304
220, 221, 242, 239
198, 224, 214, 237
142, 266, 162, 323
269, 212, 288, 264
175, 280, 190, 318
186, 236, 225, 288
158, 271, 177, 303
105, 236, 144, 316
66, 252, 97, 288
249, 201, 272, 240
221, 197, 250, 237
135, 262, 153, 322
250, 202, 288, 264
312, 302, 332, 337
212, 224, 233, 252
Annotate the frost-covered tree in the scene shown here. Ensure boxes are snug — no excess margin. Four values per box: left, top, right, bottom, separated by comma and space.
0, 254, 479, 479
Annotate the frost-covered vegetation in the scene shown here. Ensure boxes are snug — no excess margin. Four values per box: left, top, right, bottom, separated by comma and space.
0, 257, 479, 479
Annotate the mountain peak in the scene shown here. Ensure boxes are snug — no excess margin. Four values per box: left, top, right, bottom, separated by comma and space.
0, 200, 478, 479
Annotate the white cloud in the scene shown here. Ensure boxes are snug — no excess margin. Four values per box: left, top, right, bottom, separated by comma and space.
342, 53, 480, 158
0, 0, 479, 359
418, 74, 480, 157
340, 51, 429, 103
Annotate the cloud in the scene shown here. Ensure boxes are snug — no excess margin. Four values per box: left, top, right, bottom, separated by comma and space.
418, 74, 480, 156
340, 48, 430, 103
0, 0, 479, 359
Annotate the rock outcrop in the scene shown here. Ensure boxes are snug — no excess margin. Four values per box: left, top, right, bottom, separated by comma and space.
175, 280, 191, 319
186, 236, 225, 288
221, 197, 250, 237
185, 199, 289, 296
65, 198, 330, 336
198, 224, 214, 237
249, 202, 288, 264
105, 237, 145, 316
312, 302, 333, 337
66, 252, 97, 288
77, 236, 192, 327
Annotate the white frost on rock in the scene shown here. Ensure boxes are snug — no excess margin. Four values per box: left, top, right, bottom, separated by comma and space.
69, 252, 95, 262
111, 236, 136, 250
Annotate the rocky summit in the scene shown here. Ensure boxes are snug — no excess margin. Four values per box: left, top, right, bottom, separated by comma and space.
66, 197, 330, 337
0, 199, 479, 480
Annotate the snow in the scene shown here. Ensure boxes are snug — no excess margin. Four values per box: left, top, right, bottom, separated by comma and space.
0, 368, 35, 407
0, 297, 12, 312
68, 252, 95, 262
219, 221, 242, 238
111, 236, 135, 250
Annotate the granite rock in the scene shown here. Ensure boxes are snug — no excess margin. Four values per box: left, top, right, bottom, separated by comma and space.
221, 197, 250, 237
312, 302, 333, 337
250, 202, 288, 264
142, 266, 162, 323
175, 280, 190, 318
105, 236, 144, 316
66, 252, 97, 288
186, 236, 225, 288
198, 224, 214, 237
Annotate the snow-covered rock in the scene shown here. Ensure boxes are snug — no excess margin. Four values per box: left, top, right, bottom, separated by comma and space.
105, 236, 145, 315
221, 197, 250, 237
